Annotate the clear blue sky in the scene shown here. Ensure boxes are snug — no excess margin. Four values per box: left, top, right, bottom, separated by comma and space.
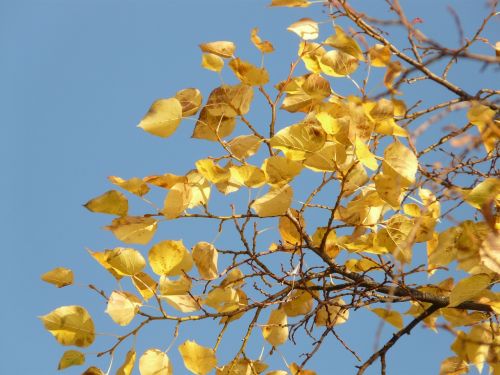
1, 0, 496, 374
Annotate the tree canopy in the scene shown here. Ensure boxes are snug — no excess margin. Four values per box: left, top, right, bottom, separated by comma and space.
40, 1, 499, 374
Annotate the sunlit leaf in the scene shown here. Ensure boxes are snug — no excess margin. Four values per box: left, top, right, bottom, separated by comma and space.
251, 27, 274, 53
251, 185, 293, 217
105, 291, 142, 326
449, 274, 491, 307
179, 340, 217, 375
105, 247, 146, 276
116, 349, 136, 375
175, 88, 203, 117
192, 242, 219, 280
262, 308, 288, 346
84, 190, 128, 216
229, 58, 269, 86
315, 298, 349, 327
368, 44, 391, 67
105, 216, 158, 245
40, 305, 95, 347
320, 50, 359, 76
227, 134, 262, 159
270, 0, 310, 7
439, 356, 468, 375
108, 176, 150, 196
199, 41, 235, 58
57, 350, 85, 370
163, 294, 202, 313
41, 267, 74, 288
324, 26, 364, 60
270, 122, 326, 160
159, 274, 192, 296
148, 240, 193, 276
132, 272, 157, 301
202, 53, 224, 72
137, 98, 183, 138
463, 177, 500, 209
370, 308, 404, 329
262, 156, 302, 185
163, 182, 192, 219
139, 349, 173, 375
287, 18, 319, 40
382, 142, 417, 186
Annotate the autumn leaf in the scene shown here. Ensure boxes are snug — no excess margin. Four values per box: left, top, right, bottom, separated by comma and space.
41, 267, 74, 288
179, 340, 217, 375
137, 98, 183, 138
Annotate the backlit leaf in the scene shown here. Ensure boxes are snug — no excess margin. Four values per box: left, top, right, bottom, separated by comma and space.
132, 272, 157, 301
199, 41, 235, 58
449, 274, 491, 307
370, 308, 404, 329
262, 308, 288, 346
137, 98, 182, 138
251, 185, 293, 217
108, 176, 150, 197
105, 216, 158, 245
84, 190, 128, 216
179, 340, 217, 375
315, 298, 349, 326
262, 156, 302, 185
324, 26, 364, 60
202, 53, 224, 72
192, 241, 219, 280
148, 240, 193, 276
40, 305, 95, 347
41, 267, 74, 288
382, 142, 417, 186
139, 349, 173, 375
163, 182, 192, 219
270, 0, 310, 6
105, 291, 142, 326
57, 350, 85, 370
227, 134, 262, 159
368, 44, 391, 67
116, 349, 136, 375
229, 58, 269, 86
320, 50, 359, 77
175, 88, 203, 117
251, 28, 274, 53
105, 247, 146, 276
287, 18, 319, 40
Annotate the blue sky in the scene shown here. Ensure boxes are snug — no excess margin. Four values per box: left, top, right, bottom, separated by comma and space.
1, 0, 496, 374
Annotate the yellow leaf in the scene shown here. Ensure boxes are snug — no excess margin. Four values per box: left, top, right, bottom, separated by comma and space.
148, 240, 193, 276
105, 291, 142, 326
84, 190, 128, 216
199, 41, 235, 58
196, 159, 230, 183
57, 350, 85, 370
287, 18, 319, 40
137, 98, 183, 138
289, 363, 317, 375
230, 165, 266, 188
116, 349, 136, 375
251, 27, 274, 53
108, 176, 150, 196
251, 185, 293, 217
467, 101, 499, 152
227, 134, 262, 159
105, 216, 158, 245
82, 367, 104, 375
40, 305, 95, 347
320, 50, 359, 77
220, 268, 245, 288
283, 285, 315, 317
87, 249, 123, 280
192, 241, 219, 280
159, 274, 192, 296
368, 44, 391, 67
382, 142, 418, 186
315, 298, 349, 327
354, 138, 378, 170
270, 122, 326, 160
463, 177, 500, 209
345, 258, 380, 272
139, 349, 173, 375
193, 108, 236, 141
186, 171, 211, 208
298, 41, 326, 73
105, 247, 146, 276
262, 308, 288, 346
179, 340, 217, 375
279, 208, 305, 247
375, 214, 414, 263
143, 173, 186, 189
204, 84, 253, 118
262, 156, 302, 185
217, 358, 269, 375
229, 58, 269, 86
131, 272, 157, 301
163, 182, 192, 219
175, 88, 203, 117
370, 308, 404, 329
201, 53, 224, 72
374, 173, 403, 208
311, 227, 340, 258
479, 232, 500, 274
449, 274, 491, 307
342, 162, 369, 196
439, 356, 468, 375
163, 294, 202, 313
384, 61, 402, 91
324, 26, 364, 60
303, 142, 347, 172
41, 267, 74, 288
270, 0, 310, 7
